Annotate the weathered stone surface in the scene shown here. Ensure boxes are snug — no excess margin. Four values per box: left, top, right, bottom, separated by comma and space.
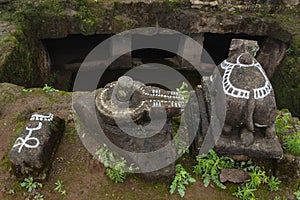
218, 39, 278, 146
0, 83, 22, 116
214, 127, 283, 158
73, 90, 177, 179
0, 0, 10, 4
0, 20, 49, 87
95, 76, 184, 125
282, 0, 299, 6
257, 38, 287, 79
190, 0, 218, 6
220, 168, 250, 183
100, 118, 176, 178
189, 87, 209, 156
7, 0, 293, 40
275, 153, 300, 184
138, 163, 176, 182
0, 20, 17, 67
193, 39, 283, 158
9, 113, 65, 180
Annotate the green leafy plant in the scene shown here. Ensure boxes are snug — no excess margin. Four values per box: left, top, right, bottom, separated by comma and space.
22, 88, 33, 93
105, 157, 128, 183
176, 82, 190, 103
95, 144, 115, 167
273, 196, 281, 200
42, 84, 59, 92
233, 185, 256, 200
20, 177, 42, 193
96, 144, 138, 183
233, 165, 281, 200
267, 176, 281, 191
275, 109, 300, 155
170, 164, 196, 197
106, 167, 126, 183
33, 192, 44, 200
275, 109, 294, 136
54, 179, 67, 195
193, 149, 235, 189
294, 187, 300, 200
283, 133, 300, 155
244, 166, 268, 189
238, 160, 253, 169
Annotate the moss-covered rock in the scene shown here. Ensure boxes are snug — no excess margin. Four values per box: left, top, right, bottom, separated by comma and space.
0, 28, 48, 87
272, 35, 300, 117
0, 83, 22, 115
0, 0, 299, 116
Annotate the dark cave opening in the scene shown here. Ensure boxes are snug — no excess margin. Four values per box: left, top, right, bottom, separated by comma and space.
42, 33, 267, 91
203, 33, 266, 65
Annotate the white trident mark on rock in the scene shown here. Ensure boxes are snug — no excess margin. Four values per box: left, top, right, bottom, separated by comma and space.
13, 122, 42, 153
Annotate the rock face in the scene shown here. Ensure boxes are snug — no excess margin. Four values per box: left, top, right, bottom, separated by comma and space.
0, 20, 48, 87
276, 153, 300, 184
9, 113, 65, 180
257, 38, 287, 79
0, 83, 22, 116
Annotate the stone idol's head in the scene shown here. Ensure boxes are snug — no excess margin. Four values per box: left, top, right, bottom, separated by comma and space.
229, 39, 260, 57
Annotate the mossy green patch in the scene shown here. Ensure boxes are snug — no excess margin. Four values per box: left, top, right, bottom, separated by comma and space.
0, 29, 46, 87
0, 35, 18, 50
77, 1, 107, 35
0, 152, 11, 171
64, 124, 78, 143
272, 42, 300, 118
113, 15, 138, 30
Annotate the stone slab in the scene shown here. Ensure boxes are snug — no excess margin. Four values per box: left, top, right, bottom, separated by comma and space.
9, 113, 65, 180
214, 127, 283, 159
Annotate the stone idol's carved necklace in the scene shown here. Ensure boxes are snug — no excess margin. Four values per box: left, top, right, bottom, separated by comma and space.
220, 54, 272, 100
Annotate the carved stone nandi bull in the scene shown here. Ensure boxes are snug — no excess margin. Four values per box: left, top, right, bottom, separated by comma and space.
218, 39, 277, 146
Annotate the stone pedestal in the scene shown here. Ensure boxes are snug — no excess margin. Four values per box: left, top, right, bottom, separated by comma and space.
73, 91, 177, 180
214, 127, 283, 159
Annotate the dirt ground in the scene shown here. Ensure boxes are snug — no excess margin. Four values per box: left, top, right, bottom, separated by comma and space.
0, 84, 295, 200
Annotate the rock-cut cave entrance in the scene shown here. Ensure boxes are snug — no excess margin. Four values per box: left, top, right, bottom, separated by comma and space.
42, 33, 267, 91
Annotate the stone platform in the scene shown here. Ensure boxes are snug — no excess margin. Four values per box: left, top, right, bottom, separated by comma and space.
214, 127, 283, 159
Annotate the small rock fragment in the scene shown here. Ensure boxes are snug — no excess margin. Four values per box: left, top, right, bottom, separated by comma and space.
220, 168, 250, 183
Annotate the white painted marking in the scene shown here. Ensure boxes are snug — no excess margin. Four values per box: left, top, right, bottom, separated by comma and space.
13, 122, 42, 153
221, 53, 272, 100
30, 113, 54, 121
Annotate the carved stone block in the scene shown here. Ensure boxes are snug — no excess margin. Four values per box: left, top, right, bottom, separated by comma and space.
9, 113, 65, 180
192, 39, 283, 159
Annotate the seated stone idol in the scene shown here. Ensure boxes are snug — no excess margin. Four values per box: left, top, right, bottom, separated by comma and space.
218, 39, 277, 147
